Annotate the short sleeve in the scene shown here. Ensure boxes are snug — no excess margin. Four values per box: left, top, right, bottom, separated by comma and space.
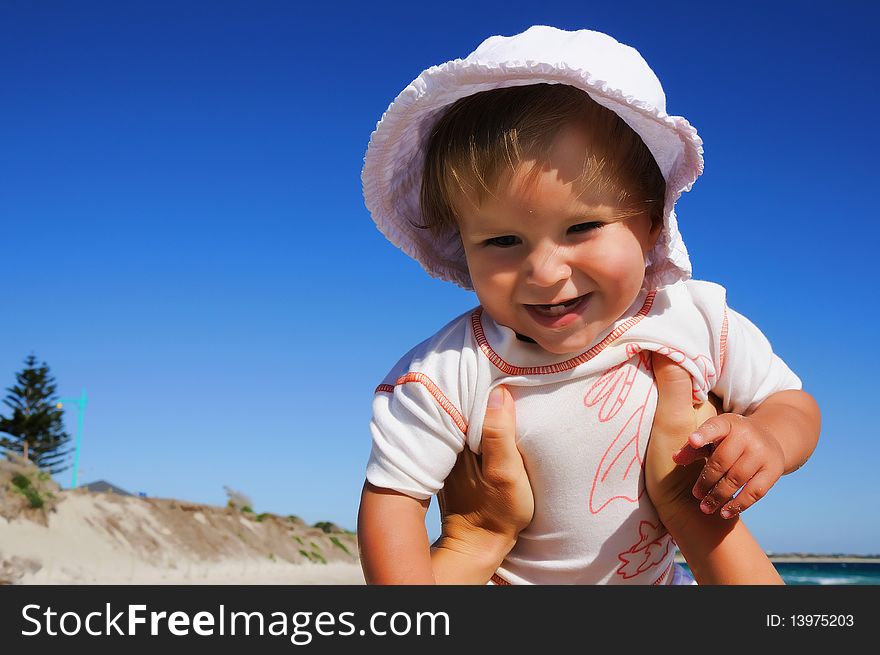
366, 376, 467, 500
713, 307, 801, 415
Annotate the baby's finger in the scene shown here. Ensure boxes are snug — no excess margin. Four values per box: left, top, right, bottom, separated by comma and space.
698, 454, 760, 515
691, 438, 745, 501
690, 415, 734, 449
720, 469, 777, 518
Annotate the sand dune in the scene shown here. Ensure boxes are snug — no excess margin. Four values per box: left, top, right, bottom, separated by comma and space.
0, 457, 365, 585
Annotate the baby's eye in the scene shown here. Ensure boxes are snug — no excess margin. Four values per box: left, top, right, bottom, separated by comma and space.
569, 221, 604, 234
485, 235, 521, 248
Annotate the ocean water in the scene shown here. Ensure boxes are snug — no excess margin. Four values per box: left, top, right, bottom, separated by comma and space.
680, 562, 880, 585
772, 562, 880, 585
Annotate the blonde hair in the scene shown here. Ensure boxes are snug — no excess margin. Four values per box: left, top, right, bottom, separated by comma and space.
418, 83, 665, 237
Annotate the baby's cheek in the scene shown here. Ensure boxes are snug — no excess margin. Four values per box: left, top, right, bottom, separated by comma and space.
591, 246, 645, 291
476, 270, 516, 297
471, 272, 519, 319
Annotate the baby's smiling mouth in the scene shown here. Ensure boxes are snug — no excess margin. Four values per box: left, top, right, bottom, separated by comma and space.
525, 294, 590, 317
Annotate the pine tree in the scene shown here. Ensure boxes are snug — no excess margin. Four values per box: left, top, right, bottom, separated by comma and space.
0, 354, 72, 474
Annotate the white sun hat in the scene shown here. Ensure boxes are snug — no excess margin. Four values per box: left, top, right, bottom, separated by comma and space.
362, 25, 704, 290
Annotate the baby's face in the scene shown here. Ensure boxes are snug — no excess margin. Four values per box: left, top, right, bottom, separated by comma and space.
454, 125, 660, 355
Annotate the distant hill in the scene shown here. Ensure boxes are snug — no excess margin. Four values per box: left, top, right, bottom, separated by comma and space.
80, 480, 133, 496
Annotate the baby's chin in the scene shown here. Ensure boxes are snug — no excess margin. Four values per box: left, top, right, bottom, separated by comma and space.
490, 313, 607, 355
526, 328, 604, 356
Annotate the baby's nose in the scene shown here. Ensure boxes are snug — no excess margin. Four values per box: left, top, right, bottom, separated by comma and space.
525, 244, 571, 287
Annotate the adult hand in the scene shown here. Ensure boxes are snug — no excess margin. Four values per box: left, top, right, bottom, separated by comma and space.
646, 352, 720, 529
648, 353, 783, 583
433, 386, 533, 580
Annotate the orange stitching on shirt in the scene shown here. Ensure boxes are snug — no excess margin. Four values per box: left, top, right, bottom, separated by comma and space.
653, 561, 674, 585
375, 373, 468, 435
490, 572, 512, 585
719, 308, 729, 378
472, 291, 657, 376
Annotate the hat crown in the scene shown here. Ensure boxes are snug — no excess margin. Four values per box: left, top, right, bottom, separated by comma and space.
465, 25, 667, 114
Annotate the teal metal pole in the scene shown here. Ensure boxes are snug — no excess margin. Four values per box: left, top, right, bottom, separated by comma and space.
71, 388, 87, 488
59, 390, 87, 489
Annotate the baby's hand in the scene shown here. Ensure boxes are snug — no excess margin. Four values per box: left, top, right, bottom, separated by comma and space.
672, 413, 785, 519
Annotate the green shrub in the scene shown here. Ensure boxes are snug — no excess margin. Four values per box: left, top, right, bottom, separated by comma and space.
329, 536, 351, 556
298, 549, 327, 564
11, 474, 31, 490
24, 490, 44, 509
10, 473, 44, 508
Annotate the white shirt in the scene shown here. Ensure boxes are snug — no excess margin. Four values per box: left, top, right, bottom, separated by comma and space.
366, 279, 801, 584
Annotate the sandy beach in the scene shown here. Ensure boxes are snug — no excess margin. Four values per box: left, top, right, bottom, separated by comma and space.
0, 492, 366, 585
0, 491, 366, 585
1, 457, 365, 585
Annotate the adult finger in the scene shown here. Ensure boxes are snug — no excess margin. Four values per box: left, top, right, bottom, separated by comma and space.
651, 354, 698, 439
672, 443, 716, 466
646, 354, 705, 521
437, 447, 478, 514
480, 386, 519, 483
673, 395, 723, 464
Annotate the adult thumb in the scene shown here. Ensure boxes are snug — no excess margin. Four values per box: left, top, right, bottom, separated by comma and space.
651, 353, 697, 439
480, 386, 520, 478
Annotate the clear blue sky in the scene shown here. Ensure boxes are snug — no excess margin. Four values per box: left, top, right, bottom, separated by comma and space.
2, 1, 878, 554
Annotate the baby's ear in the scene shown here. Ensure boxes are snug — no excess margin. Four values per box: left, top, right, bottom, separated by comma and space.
644, 211, 663, 252
650, 210, 664, 236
